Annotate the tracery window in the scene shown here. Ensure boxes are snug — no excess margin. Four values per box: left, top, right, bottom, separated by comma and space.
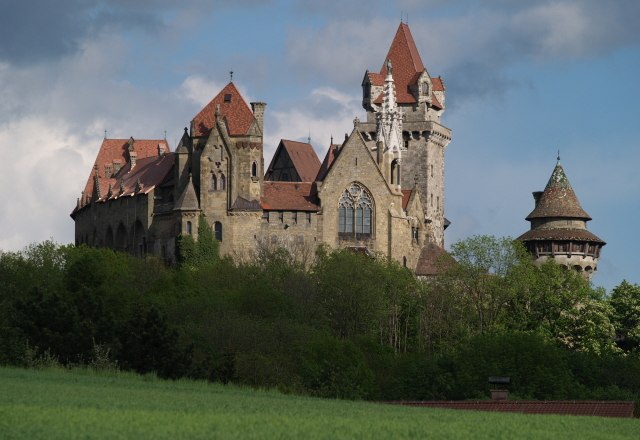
210, 173, 217, 191
338, 182, 373, 239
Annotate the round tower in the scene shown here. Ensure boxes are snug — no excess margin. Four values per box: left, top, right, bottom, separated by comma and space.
517, 159, 605, 279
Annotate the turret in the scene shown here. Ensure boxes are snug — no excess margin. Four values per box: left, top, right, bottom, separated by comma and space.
517, 158, 605, 279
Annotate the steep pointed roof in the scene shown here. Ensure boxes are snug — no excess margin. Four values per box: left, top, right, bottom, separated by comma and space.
526, 163, 591, 221
192, 82, 257, 137
265, 140, 321, 182
315, 143, 340, 181
174, 174, 200, 211
366, 23, 443, 108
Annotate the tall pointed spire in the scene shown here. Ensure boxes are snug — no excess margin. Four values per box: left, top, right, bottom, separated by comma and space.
376, 59, 403, 156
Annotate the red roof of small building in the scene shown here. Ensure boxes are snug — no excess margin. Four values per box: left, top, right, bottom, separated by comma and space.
415, 242, 455, 276
390, 400, 636, 418
81, 138, 169, 204
192, 82, 256, 137
261, 182, 319, 211
267, 140, 321, 182
401, 189, 412, 210
316, 143, 340, 181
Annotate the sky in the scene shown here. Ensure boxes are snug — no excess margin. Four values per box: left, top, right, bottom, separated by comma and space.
1, 0, 639, 292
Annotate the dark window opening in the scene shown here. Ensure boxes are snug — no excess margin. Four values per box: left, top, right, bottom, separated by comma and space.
224, 93, 232, 102
251, 161, 258, 177
214, 221, 222, 242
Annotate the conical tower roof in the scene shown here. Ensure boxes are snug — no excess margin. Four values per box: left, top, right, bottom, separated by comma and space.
526, 163, 591, 221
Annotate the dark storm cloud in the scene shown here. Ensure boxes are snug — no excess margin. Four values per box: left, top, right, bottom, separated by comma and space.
0, 0, 265, 65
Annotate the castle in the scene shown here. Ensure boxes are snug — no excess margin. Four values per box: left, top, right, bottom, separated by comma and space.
71, 23, 452, 274
71, 22, 605, 277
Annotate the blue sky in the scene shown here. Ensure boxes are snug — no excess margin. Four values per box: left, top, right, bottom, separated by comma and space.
1, 0, 639, 291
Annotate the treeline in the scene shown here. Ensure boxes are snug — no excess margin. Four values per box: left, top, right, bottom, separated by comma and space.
1, 234, 639, 403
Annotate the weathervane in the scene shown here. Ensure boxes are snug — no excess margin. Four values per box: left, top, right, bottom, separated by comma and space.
557, 150, 561, 163
230, 70, 234, 82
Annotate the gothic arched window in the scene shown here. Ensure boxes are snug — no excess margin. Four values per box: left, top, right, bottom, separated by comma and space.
214, 221, 222, 242
251, 161, 258, 177
338, 182, 373, 239
210, 173, 217, 191
220, 174, 226, 190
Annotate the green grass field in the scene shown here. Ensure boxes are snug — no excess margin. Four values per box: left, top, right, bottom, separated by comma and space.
0, 367, 638, 439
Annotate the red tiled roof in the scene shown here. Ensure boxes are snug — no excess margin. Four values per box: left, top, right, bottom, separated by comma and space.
368, 23, 443, 109
526, 164, 591, 221
415, 242, 455, 276
517, 228, 605, 245
261, 181, 319, 211
389, 400, 636, 418
316, 143, 340, 181
101, 153, 175, 201
192, 82, 256, 137
82, 138, 169, 203
267, 140, 321, 182
431, 76, 445, 91
401, 189, 412, 210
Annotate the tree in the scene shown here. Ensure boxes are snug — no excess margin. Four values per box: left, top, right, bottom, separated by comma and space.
609, 280, 640, 353
445, 236, 529, 334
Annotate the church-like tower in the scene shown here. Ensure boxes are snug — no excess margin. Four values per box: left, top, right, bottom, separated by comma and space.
359, 23, 451, 246
517, 159, 605, 279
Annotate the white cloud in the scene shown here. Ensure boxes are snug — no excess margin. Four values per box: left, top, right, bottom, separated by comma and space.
264, 86, 363, 162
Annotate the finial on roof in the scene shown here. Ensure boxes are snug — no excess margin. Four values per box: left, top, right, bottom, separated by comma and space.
308, 129, 311, 145
164, 130, 167, 140
330, 134, 333, 144
104, 129, 107, 139
353, 116, 360, 127
230, 70, 234, 82
386, 58, 393, 75
557, 150, 561, 164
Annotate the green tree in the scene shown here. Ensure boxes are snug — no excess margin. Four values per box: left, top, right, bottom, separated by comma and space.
445, 236, 528, 334
609, 280, 640, 353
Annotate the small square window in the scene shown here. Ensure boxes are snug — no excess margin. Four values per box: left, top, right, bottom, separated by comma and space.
224, 94, 232, 102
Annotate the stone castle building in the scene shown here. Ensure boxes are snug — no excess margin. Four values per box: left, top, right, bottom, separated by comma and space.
517, 159, 605, 279
71, 23, 452, 274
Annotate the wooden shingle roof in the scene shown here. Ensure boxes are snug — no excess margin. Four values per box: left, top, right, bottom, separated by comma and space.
526, 164, 591, 221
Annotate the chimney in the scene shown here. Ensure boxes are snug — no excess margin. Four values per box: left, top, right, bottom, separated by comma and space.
251, 102, 266, 134
129, 151, 137, 169
532, 191, 543, 207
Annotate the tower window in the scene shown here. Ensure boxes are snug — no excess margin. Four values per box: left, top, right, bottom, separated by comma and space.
391, 159, 400, 185
186, 221, 192, 235
338, 182, 373, 240
210, 173, 217, 191
214, 221, 222, 242
220, 173, 226, 190
251, 161, 258, 177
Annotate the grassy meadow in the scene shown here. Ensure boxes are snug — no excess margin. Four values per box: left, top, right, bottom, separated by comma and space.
0, 367, 638, 439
